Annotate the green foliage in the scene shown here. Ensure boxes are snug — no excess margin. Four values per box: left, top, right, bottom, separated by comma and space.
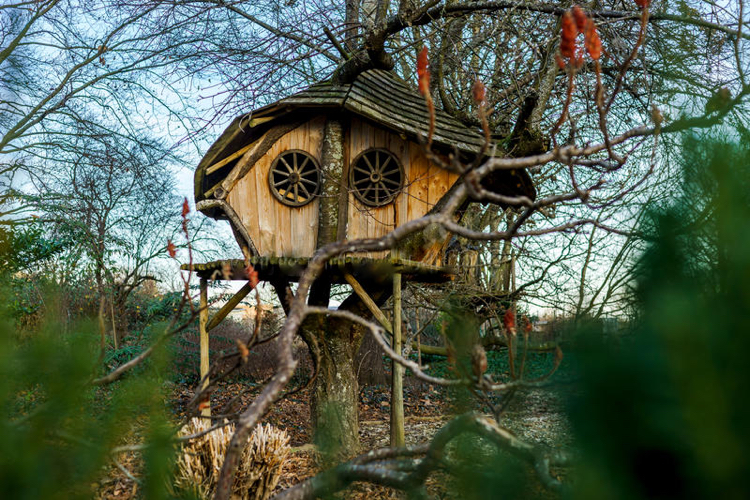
567, 137, 750, 499
419, 350, 564, 382
140, 291, 186, 323
449, 432, 535, 500
0, 279, 177, 499
0, 222, 70, 274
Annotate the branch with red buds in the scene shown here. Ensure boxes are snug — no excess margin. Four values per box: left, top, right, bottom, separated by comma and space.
417, 46, 435, 146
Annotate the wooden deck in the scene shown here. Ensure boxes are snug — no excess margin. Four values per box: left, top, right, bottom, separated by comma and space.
181, 255, 455, 284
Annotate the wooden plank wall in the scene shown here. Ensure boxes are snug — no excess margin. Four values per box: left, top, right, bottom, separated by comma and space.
227, 115, 457, 262
346, 117, 458, 260
227, 116, 325, 257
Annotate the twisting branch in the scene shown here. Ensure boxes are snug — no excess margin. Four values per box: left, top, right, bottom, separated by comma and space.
272, 412, 571, 500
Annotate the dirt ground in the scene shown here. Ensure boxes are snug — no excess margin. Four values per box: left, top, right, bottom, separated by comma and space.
95, 380, 572, 499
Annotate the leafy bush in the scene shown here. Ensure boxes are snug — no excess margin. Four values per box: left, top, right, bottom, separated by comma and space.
0, 282, 177, 499
567, 137, 750, 499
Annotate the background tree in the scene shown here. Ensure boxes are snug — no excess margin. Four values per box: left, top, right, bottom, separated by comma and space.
19, 120, 186, 351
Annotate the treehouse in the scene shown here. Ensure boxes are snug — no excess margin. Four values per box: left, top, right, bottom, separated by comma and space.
192, 69, 534, 277
185, 69, 536, 420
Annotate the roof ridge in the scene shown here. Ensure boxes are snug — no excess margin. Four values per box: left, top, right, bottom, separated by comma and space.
340, 72, 357, 108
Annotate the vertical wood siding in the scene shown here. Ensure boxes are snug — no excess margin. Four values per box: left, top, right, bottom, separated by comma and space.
346, 117, 458, 260
227, 115, 457, 261
227, 116, 325, 257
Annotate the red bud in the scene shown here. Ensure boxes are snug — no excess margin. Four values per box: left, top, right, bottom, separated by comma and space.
572, 5, 587, 32
472, 79, 486, 104
246, 265, 259, 289
417, 46, 431, 96
503, 309, 516, 333
560, 11, 578, 61
167, 240, 176, 258
584, 18, 601, 60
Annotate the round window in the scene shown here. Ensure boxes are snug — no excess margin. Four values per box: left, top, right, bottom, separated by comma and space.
349, 148, 404, 206
268, 150, 321, 207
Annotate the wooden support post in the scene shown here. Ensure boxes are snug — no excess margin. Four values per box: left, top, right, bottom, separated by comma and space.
344, 272, 435, 354
110, 299, 118, 350
390, 272, 405, 447
343, 273, 393, 333
205, 281, 254, 332
199, 277, 210, 417
415, 308, 421, 368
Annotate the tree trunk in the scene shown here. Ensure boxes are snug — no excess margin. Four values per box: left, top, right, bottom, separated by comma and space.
307, 115, 364, 462
356, 327, 388, 386
344, 0, 359, 52
317, 119, 344, 248
297, 281, 391, 464
310, 316, 362, 464
110, 298, 118, 350
96, 268, 106, 360
302, 115, 395, 463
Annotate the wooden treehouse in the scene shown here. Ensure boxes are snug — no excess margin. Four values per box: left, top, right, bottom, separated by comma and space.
183, 69, 534, 429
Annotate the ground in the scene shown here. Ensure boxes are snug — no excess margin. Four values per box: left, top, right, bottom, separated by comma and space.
94, 377, 572, 499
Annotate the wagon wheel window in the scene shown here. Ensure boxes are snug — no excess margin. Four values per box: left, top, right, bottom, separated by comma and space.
349, 148, 404, 207
268, 150, 321, 207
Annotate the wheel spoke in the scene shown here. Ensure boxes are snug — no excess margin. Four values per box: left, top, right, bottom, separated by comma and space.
280, 157, 293, 173
379, 182, 390, 200
362, 154, 376, 173
299, 182, 310, 198
378, 156, 391, 172
350, 150, 403, 205
298, 156, 309, 171
270, 151, 321, 206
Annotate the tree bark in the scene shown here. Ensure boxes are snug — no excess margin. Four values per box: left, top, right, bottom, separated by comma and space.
308, 117, 363, 462
310, 315, 362, 463
110, 299, 118, 350
345, 0, 360, 52
305, 280, 393, 463
317, 119, 344, 248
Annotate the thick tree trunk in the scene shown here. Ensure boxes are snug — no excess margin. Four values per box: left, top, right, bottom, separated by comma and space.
309, 117, 364, 462
317, 119, 344, 248
301, 116, 395, 463
297, 284, 391, 464
310, 317, 362, 463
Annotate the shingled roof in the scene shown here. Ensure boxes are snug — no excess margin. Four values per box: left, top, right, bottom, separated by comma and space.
195, 69, 533, 205
249, 69, 486, 152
